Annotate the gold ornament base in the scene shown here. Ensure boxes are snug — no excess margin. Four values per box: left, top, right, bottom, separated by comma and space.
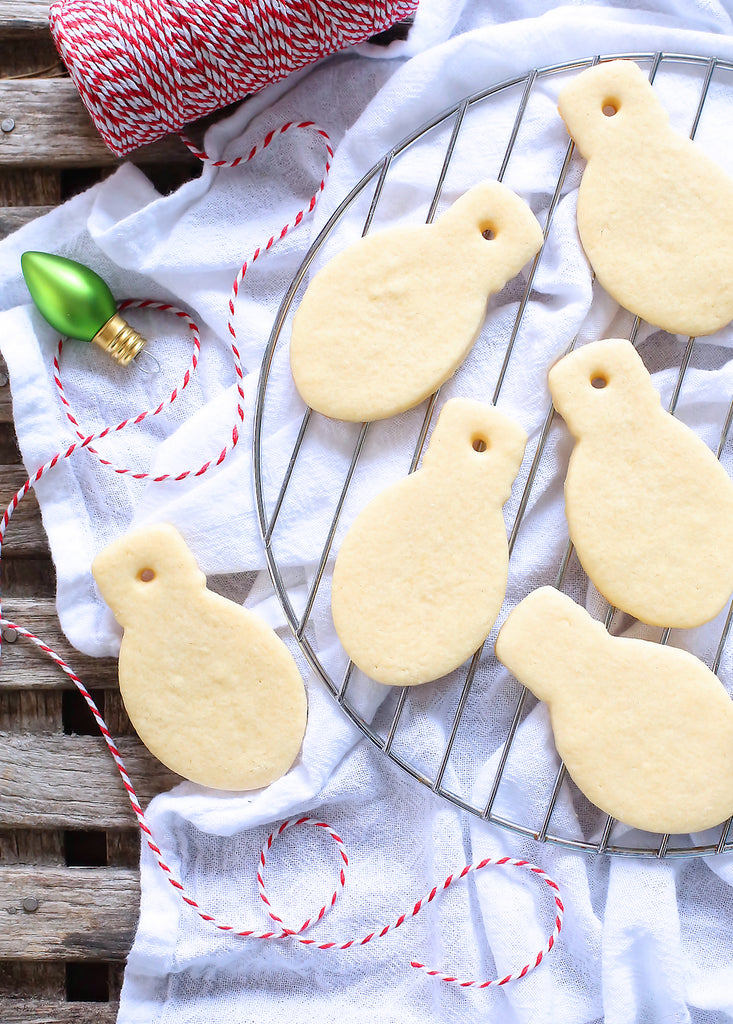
93, 313, 147, 366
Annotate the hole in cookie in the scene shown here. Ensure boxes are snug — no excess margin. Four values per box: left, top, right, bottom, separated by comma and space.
472, 436, 489, 452
591, 375, 607, 389
481, 226, 496, 241
138, 568, 156, 582
602, 101, 618, 117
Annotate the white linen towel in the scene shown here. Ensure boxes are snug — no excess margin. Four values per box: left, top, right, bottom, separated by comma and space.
2, 2, 733, 1021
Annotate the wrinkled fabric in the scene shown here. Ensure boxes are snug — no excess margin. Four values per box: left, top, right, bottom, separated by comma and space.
2, 1, 733, 1021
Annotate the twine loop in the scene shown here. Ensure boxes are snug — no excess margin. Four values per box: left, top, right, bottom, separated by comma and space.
257, 817, 349, 936
252, 815, 565, 987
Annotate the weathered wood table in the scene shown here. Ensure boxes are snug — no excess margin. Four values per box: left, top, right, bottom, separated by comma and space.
0, 6, 413, 1018
0, 3, 200, 1020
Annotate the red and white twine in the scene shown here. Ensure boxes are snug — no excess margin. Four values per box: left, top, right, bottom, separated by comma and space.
2, 616, 565, 988
49, 0, 419, 155
1, 122, 564, 989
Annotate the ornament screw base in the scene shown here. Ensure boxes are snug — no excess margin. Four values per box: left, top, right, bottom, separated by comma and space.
93, 313, 147, 366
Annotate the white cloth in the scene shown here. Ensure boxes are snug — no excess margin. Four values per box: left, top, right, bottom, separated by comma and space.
3, 1, 733, 1021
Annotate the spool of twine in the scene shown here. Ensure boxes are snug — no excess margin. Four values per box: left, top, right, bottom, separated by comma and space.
49, 0, 419, 155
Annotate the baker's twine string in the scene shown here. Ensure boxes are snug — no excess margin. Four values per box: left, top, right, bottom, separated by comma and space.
0, 617, 565, 988
49, 0, 419, 155
49, 121, 333, 480
0, 121, 564, 988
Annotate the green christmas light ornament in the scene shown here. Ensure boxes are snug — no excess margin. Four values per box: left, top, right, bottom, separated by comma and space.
21, 251, 147, 366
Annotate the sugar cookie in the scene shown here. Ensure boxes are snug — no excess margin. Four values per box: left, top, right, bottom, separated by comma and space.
495, 587, 733, 834
92, 524, 307, 791
331, 398, 527, 685
290, 180, 543, 421
549, 338, 733, 628
558, 59, 733, 336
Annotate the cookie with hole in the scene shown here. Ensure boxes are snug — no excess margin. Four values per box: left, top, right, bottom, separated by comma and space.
92, 523, 307, 790
495, 586, 733, 835
548, 338, 733, 627
558, 59, 733, 336
331, 397, 527, 685
290, 180, 543, 422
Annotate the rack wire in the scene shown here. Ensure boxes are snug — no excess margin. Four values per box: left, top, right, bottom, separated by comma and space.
253, 52, 733, 858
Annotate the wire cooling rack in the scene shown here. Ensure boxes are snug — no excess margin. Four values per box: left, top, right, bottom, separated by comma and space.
253, 52, 733, 859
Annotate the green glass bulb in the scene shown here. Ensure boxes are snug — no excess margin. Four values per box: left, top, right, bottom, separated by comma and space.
21, 251, 147, 366
21, 251, 117, 342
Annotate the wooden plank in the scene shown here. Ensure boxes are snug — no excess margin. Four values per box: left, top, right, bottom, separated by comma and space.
0, 596, 120, 691
0, 205, 54, 237
0, 575, 64, 726
1, 367, 15, 424
0, 80, 196, 167
0, 1002, 119, 1024
0, 513, 49, 556
0, 733, 180, 828
0, 466, 49, 556
0, 865, 138, 959
0, 2, 50, 32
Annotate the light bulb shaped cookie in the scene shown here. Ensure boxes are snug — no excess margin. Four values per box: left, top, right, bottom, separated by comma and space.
495, 587, 733, 834
92, 524, 307, 791
558, 59, 733, 335
290, 180, 543, 421
331, 398, 527, 685
549, 338, 733, 628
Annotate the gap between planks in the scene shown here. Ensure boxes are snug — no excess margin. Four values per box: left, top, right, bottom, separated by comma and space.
0, 962, 126, 1021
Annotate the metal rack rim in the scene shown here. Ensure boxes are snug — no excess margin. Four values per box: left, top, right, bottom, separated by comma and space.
253, 50, 733, 859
